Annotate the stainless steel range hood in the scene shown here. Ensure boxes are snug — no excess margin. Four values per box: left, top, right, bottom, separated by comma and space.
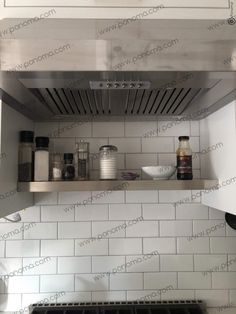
0, 18, 236, 121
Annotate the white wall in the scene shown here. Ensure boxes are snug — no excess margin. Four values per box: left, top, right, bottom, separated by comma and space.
0, 119, 235, 313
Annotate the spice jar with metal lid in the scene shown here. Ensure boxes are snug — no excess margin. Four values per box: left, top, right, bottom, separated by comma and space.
63, 153, 75, 181
76, 141, 90, 180
99, 145, 118, 180
18, 130, 34, 182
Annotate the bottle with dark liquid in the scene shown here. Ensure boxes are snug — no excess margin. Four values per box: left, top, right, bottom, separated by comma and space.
176, 136, 193, 180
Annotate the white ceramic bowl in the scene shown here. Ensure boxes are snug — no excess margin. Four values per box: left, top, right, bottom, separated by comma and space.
142, 166, 176, 180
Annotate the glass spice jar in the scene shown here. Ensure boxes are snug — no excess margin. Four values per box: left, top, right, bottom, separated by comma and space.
50, 153, 63, 181
99, 145, 118, 180
63, 153, 75, 181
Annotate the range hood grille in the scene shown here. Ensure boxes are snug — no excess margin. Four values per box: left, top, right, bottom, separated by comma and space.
36, 87, 204, 117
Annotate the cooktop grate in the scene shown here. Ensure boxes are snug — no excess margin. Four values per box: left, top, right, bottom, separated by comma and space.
30, 300, 206, 314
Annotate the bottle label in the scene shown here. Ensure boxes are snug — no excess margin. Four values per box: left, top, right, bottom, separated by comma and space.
177, 156, 192, 174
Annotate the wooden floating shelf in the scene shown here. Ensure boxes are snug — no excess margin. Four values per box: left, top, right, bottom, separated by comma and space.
18, 180, 219, 192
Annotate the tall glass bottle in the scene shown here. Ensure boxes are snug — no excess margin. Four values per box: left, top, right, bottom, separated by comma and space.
76, 141, 89, 180
176, 136, 193, 180
18, 131, 34, 182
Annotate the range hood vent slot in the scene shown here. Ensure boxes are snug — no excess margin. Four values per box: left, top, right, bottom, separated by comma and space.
36, 87, 204, 117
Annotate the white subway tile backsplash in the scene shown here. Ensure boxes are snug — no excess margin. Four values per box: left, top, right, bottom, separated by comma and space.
125, 121, 157, 138
92, 291, 126, 302
75, 274, 108, 291
126, 190, 158, 203
193, 220, 226, 237
177, 237, 209, 254
144, 273, 177, 290
190, 121, 200, 136
24, 223, 57, 239
126, 154, 157, 169
75, 239, 108, 256
143, 238, 176, 254
41, 240, 74, 256
109, 239, 142, 255
161, 289, 195, 301
127, 290, 161, 301
34, 192, 58, 205
7, 276, 39, 293
6, 240, 40, 257
92, 191, 125, 204
58, 222, 91, 238
228, 255, 236, 271
23, 257, 57, 275
59, 122, 92, 137
0, 258, 22, 275
0, 281, 3, 293
158, 154, 176, 166
178, 272, 211, 289
194, 255, 227, 272
211, 237, 236, 253
209, 207, 226, 219
126, 255, 159, 272
230, 290, 236, 306
176, 204, 209, 220
160, 255, 193, 271
109, 138, 141, 153
58, 257, 91, 274
77, 138, 108, 153
92, 256, 125, 273
19, 206, 40, 222
160, 221, 192, 237
110, 273, 143, 290
142, 204, 175, 220
126, 221, 159, 237
0, 223, 23, 240
0, 241, 5, 257
194, 254, 227, 275
41, 205, 74, 222
159, 190, 191, 203
226, 225, 236, 237
158, 121, 190, 137
35, 122, 60, 138
58, 191, 92, 205
109, 204, 141, 220
212, 273, 236, 289
40, 274, 74, 292
56, 292, 92, 302
0, 294, 21, 311
195, 290, 229, 307
92, 221, 125, 238
93, 122, 124, 137
142, 137, 174, 153
76, 204, 108, 221
52, 138, 76, 154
